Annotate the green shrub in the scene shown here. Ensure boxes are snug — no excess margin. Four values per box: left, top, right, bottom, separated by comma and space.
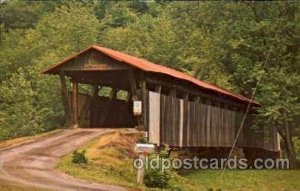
144, 150, 170, 188
137, 136, 148, 143
144, 168, 170, 188
72, 150, 88, 164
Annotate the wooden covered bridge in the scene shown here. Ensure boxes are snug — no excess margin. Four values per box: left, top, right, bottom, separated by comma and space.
43, 45, 279, 152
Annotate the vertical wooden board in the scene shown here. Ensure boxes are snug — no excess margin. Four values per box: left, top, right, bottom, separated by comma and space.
182, 100, 186, 146
229, 110, 234, 146
226, 109, 232, 147
188, 101, 193, 147
198, 103, 206, 146
229, 110, 235, 146
219, 107, 224, 146
203, 104, 206, 146
195, 102, 200, 146
167, 96, 172, 144
175, 98, 181, 146
216, 106, 221, 146
179, 99, 184, 147
206, 104, 211, 146
189, 102, 195, 147
236, 112, 244, 147
224, 108, 229, 147
184, 100, 189, 147
160, 95, 166, 144
171, 96, 176, 146
148, 91, 161, 145
211, 105, 217, 147
194, 102, 200, 146
210, 105, 215, 146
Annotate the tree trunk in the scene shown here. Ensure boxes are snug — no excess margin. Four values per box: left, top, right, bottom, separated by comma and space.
283, 111, 297, 169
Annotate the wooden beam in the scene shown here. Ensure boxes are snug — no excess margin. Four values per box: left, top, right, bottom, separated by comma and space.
72, 81, 78, 127
141, 79, 147, 131
126, 91, 132, 103
59, 73, 74, 127
128, 70, 138, 100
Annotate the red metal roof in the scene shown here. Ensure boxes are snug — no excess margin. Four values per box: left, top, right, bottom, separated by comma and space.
43, 45, 260, 106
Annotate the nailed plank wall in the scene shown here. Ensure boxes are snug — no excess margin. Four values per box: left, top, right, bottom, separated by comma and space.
147, 91, 268, 150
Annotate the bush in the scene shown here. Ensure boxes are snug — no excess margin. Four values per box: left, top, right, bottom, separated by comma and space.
144, 150, 170, 188
137, 136, 148, 143
72, 150, 88, 164
144, 168, 170, 188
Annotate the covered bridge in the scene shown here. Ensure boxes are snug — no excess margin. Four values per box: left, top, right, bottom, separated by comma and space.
43, 45, 279, 152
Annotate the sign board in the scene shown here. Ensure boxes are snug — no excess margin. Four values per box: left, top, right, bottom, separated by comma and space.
133, 101, 142, 116
135, 143, 155, 154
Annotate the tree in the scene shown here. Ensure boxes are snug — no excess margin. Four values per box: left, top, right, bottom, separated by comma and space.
0, 2, 99, 139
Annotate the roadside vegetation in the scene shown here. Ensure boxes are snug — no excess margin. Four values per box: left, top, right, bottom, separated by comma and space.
58, 131, 300, 191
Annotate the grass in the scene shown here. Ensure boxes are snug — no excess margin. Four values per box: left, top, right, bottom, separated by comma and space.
181, 170, 300, 191
57, 131, 300, 191
0, 129, 62, 150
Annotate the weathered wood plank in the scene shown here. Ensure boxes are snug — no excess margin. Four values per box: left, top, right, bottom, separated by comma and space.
148, 91, 161, 145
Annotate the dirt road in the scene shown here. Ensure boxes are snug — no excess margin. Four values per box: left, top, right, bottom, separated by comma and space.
0, 128, 127, 191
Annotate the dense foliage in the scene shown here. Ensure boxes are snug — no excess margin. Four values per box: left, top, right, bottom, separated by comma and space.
0, 1, 299, 166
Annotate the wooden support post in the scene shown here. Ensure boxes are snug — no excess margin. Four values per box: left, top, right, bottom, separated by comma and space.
59, 73, 74, 127
72, 81, 78, 128
141, 80, 147, 131
109, 88, 118, 99
128, 70, 143, 129
126, 91, 132, 103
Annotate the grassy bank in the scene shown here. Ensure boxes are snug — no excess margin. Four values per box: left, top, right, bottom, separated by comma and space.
57, 130, 193, 190
58, 130, 140, 189
57, 131, 300, 191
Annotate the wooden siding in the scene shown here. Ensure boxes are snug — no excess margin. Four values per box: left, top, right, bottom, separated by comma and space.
59, 50, 130, 71
147, 91, 275, 150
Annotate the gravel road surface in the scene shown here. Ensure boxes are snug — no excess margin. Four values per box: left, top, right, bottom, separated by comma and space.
0, 128, 127, 191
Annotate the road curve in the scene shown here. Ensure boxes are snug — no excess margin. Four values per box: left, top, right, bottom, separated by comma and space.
0, 128, 128, 191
